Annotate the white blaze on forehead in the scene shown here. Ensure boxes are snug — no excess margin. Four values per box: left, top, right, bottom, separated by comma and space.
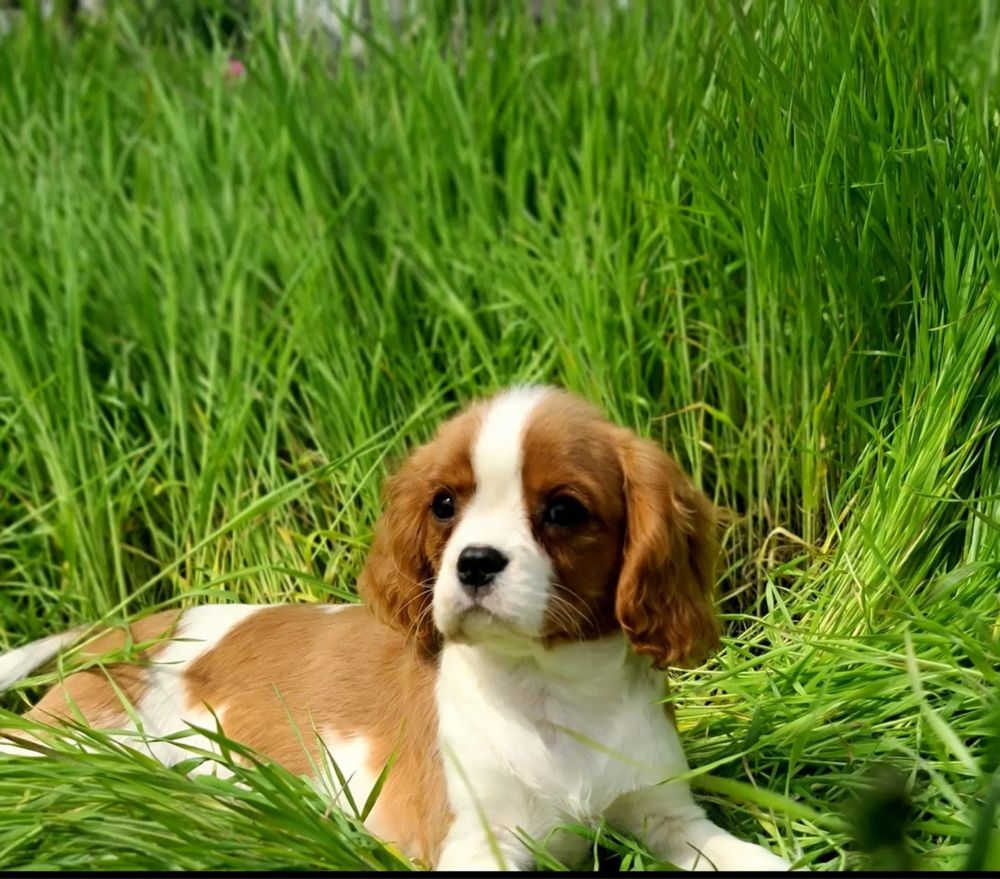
471, 386, 552, 500
430, 386, 556, 640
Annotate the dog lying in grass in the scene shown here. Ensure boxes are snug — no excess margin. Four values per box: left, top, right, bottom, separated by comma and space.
1, 386, 793, 871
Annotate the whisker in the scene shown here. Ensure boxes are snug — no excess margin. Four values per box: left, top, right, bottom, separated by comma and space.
374, 557, 437, 634
546, 590, 589, 638
549, 581, 599, 636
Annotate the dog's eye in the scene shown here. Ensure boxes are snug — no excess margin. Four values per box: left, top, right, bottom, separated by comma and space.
431, 491, 456, 521
544, 496, 589, 528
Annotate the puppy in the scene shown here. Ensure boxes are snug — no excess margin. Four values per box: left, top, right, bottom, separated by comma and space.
0, 386, 792, 871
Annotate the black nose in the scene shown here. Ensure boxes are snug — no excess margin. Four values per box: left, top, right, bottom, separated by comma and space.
457, 545, 508, 593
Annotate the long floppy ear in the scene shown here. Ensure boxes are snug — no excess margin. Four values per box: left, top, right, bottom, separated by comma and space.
357, 448, 440, 655
614, 431, 720, 669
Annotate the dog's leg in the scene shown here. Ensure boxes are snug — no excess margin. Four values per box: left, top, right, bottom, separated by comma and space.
436, 816, 532, 871
607, 783, 792, 872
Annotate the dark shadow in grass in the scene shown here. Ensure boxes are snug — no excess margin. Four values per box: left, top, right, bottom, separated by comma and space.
966, 699, 1000, 871
847, 764, 914, 872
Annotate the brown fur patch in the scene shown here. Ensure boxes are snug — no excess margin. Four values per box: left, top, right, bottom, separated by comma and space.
520, 391, 626, 644
24, 610, 181, 726
184, 604, 450, 865
522, 389, 720, 667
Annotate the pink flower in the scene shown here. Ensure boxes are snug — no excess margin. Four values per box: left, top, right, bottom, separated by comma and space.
224, 58, 246, 82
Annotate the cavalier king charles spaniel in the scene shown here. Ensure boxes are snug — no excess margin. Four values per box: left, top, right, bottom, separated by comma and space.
1, 386, 792, 872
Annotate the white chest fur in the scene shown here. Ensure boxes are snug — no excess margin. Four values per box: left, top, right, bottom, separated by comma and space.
435, 635, 691, 867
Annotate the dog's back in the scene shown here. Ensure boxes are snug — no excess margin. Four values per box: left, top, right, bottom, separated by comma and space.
1, 603, 450, 865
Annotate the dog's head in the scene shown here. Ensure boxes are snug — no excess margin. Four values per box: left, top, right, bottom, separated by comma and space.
358, 386, 720, 668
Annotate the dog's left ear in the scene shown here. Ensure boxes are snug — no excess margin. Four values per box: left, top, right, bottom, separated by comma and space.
613, 430, 720, 669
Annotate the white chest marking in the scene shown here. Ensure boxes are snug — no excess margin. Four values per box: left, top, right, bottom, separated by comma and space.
436, 636, 690, 857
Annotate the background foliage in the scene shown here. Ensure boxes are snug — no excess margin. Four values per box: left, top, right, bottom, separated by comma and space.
1, 0, 998, 870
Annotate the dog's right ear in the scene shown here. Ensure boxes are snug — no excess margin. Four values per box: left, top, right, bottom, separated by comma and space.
358, 445, 440, 655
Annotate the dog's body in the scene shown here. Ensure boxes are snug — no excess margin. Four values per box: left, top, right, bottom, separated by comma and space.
1, 387, 792, 871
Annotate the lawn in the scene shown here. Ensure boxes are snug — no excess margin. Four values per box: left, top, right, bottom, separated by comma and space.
0, 0, 998, 871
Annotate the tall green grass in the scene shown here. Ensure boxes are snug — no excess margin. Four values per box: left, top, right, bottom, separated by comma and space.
1, 0, 998, 870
